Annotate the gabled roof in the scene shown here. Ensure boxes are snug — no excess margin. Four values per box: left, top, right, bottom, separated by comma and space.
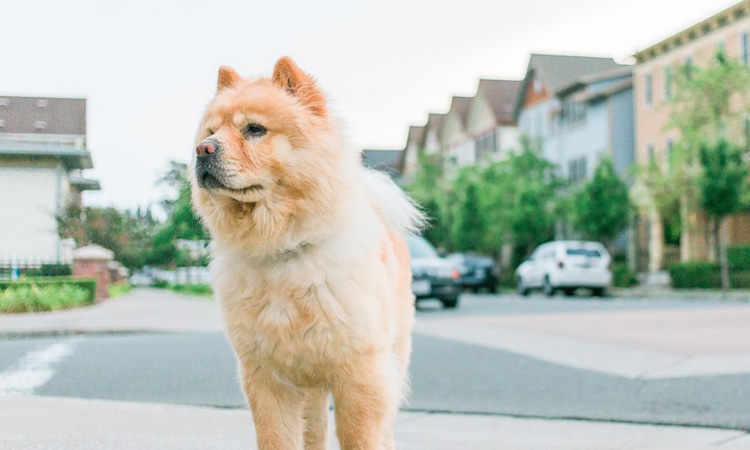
425, 113, 446, 136
447, 96, 472, 128
515, 53, 625, 117
476, 79, 523, 125
527, 54, 622, 94
404, 125, 426, 150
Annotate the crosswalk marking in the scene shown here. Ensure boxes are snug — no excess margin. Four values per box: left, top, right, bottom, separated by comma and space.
0, 338, 81, 396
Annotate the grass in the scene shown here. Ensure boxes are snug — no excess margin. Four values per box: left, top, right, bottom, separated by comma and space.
0, 284, 93, 313
109, 282, 133, 298
170, 283, 213, 297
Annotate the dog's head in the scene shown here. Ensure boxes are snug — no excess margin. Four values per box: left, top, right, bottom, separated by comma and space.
191, 57, 354, 252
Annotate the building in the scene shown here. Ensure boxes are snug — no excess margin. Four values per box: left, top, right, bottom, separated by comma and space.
361, 148, 403, 180
400, 125, 426, 185
0, 95, 99, 263
633, 0, 750, 273
516, 53, 633, 184
465, 79, 522, 164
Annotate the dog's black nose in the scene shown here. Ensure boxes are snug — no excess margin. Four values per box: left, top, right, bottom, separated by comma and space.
196, 139, 220, 158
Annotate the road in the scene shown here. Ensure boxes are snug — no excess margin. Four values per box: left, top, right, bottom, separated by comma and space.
1, 293, 749, 432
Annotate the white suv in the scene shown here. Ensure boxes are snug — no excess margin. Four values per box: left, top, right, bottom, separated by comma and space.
515, 241, 612, 297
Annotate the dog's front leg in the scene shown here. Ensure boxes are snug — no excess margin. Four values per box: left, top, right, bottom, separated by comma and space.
332, 355, 399, 450
242, 366, 305, 450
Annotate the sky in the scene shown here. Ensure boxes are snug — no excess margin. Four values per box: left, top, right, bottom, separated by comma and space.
0, 0, 738, 210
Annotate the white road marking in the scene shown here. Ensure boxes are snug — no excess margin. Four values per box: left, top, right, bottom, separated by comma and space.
0, 339, 81, 396
413, 320, 750, 380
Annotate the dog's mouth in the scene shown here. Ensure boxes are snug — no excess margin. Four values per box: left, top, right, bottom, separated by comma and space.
200, 172, 263, 194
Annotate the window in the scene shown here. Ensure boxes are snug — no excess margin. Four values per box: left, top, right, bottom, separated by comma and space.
684, 57, 693, 79
647, 144, 655, 163
645, 73, 653, 106
742, 32, 749, 66
664, 67, 672, 100
563, 100, 586, 126
0, 98, 8, 107
0, 119, 5, 128
36, 99, 48, 108
34, 120, 47, 131
568, 157, 587, 185
475, 130, 497, 158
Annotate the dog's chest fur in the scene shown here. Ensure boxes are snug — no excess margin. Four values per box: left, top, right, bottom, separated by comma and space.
212, 230, 392, 386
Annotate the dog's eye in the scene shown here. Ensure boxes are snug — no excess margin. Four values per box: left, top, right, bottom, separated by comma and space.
245, 124, 267, 138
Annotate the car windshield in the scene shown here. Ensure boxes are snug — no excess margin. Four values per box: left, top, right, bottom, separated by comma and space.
406, 235, 439, 258
566, 248, 601, 258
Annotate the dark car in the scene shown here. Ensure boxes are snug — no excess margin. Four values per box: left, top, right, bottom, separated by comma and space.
447, 253, 498, 293
406, 235, 462, 308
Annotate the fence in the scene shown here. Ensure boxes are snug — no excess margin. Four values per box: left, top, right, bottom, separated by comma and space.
0, 259, 73, 280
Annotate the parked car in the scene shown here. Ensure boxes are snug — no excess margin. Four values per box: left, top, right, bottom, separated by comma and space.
447, 253, 498, 293
515, 241, 612, 297
406, 235, 462, 308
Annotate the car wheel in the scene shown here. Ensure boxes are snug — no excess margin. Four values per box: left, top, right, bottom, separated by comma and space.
543, 276, 556, 297
516, 277, 529, 296
442, 296, 459, 308
488, 284, 498, 294
592, 287, 606, 297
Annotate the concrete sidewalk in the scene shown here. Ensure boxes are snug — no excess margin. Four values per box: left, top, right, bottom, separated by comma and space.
1, 396, 749, 450
2, 288, 750, 449
0, 288, 224, 336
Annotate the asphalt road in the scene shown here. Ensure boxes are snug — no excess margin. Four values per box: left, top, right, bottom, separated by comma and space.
2, 294, 749, 431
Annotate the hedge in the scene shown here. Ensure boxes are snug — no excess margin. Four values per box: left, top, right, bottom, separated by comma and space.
668, 262, 750, 289
0, 277, 97, 303
612, 263, 637, 288
728, 245, 750, 271
0, 284, 92, 313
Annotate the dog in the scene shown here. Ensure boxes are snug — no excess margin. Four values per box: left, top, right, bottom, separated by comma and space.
191, 57, 423, 450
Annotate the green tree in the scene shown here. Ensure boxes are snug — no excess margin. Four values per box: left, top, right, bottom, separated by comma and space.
573, 158, 632, 251
408, 154, 451, 249
699, 139, 749, 290
451, 172, 485, 252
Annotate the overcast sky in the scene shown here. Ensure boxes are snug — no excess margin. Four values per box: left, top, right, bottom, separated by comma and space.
0, 0, 737, 210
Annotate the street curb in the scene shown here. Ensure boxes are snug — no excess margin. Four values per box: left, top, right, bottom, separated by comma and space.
0, 329, 218, 339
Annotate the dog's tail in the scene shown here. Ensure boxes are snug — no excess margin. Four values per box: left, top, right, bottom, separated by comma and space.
362, 169, 426, 235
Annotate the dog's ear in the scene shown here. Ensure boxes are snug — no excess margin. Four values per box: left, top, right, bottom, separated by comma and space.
272, 57, 327, 117
217, 66, 241, 92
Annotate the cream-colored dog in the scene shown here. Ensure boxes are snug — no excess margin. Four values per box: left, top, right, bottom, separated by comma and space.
191, 57, 422, 450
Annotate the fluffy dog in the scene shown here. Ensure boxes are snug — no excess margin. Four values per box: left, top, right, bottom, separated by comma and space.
191, 57, 423, 450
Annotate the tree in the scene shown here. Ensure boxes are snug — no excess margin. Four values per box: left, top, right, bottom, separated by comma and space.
451, 172, 485, 252
699, 139, 749, 290
573, 158, 632, 251
407, 154, 451, 249
663, 49, 750, 268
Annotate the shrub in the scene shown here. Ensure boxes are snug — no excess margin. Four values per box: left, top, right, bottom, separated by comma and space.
0, 284, 92, 313
109, 282, 133, 298
668, 262, 721, 289
612, 263, 637, 288
170, 283, 212, 296
728, 245, 750, 271
151, 279, 169, 289
0, 277, 96, 303
40, 264, 73, 277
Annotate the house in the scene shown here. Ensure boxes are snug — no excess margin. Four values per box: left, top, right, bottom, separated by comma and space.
0, 95, 99, 263
633, 0, 750, 273
465, 79, 522, 164
515, 53, 632, 184
361, 148, 403, 180
400, 125, 426, 185
441, 96, 474, 176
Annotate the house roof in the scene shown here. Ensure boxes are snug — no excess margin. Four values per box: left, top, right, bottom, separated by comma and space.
0, 95, 86, 135
634, 0, 750, 63
476, 79, 523, 125
447, 96, 472, 128
69, 175, 101, 191
361, 149, 403, 175
0, 141, 93, 169
515, 53, 625, 117
569, 78, 634, 104
528, 54, 623, 94
425, 113, 446, 136
405, 125, 426, 151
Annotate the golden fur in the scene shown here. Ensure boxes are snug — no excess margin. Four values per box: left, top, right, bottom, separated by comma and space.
191, 57, 422, 450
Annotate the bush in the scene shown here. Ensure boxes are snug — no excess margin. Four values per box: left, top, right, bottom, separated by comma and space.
612, 263, 637, 288
0, 277, 96, 303
669, 262, 721, 289
0, 284, 92, 313
728, 245, 750, 271
40, 264, 73, 277
109, 282, 133, 298
170, 283, 212, 296
150, 279, 169, 289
